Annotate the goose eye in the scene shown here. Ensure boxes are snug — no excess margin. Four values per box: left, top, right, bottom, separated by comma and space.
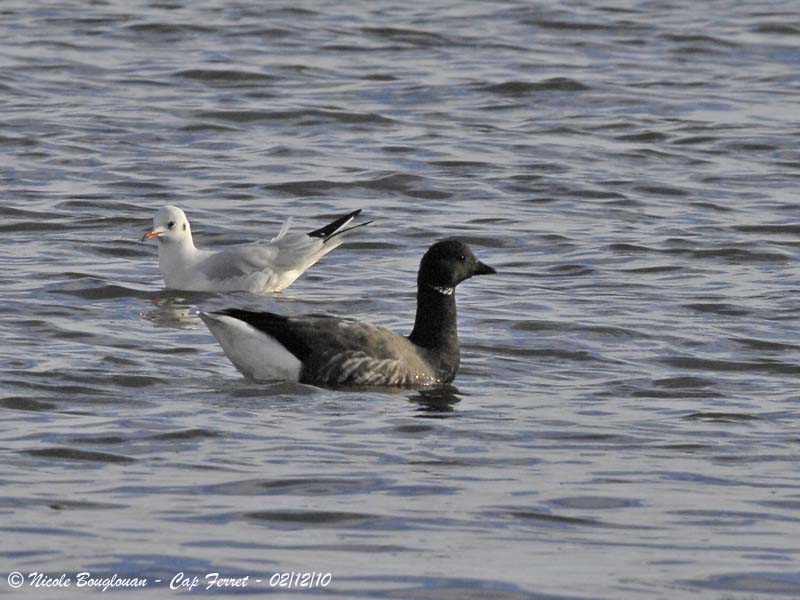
167, 221, 175, 229
459, 255, 466, 262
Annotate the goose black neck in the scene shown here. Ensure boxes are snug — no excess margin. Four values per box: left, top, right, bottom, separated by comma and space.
409, 283, 459, 351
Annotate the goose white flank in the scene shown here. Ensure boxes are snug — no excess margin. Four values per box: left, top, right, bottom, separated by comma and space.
141, 205, 370, 293
200, 239, 496, 388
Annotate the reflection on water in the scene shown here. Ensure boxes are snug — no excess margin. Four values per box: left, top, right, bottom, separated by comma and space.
139, 294, 206, 329
408, 385, 462, 415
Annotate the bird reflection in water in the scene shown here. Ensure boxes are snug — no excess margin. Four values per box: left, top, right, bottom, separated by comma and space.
138, 292, 211, 329
407, 385, 461, 416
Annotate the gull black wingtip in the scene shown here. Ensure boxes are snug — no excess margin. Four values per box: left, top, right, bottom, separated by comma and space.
307, 209, 364, 239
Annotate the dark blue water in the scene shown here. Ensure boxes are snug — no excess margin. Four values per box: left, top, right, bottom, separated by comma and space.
2, 1, 800, 598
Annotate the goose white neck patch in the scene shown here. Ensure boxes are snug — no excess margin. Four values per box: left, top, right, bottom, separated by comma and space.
430, 285, 454, 296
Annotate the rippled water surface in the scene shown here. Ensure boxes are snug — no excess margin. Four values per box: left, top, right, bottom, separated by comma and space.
2, 1, 800, 598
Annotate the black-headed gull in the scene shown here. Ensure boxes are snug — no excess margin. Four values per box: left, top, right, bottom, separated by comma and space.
141, 205, 369, 293
199, 239, 496, 387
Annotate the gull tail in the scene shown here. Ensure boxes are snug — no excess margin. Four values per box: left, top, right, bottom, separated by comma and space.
270, 216, 294, 242
307, 209, 372, 243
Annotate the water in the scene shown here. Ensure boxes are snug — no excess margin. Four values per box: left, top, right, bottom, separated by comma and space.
2, 1, 800, 598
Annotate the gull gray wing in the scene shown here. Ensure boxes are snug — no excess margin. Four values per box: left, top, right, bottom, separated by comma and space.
191, 210, 368, 292
190, 235, 327, 292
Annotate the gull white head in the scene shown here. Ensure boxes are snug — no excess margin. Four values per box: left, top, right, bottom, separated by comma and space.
141, 205, 192, 244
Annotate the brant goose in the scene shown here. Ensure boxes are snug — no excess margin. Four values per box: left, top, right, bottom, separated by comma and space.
141, 205, 369, 294
200, 239, 496, 387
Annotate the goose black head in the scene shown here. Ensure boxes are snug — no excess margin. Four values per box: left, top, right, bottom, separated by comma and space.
418, 238, 496, 292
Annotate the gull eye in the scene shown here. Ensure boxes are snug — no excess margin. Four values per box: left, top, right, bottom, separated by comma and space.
167, 220, 175, 230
